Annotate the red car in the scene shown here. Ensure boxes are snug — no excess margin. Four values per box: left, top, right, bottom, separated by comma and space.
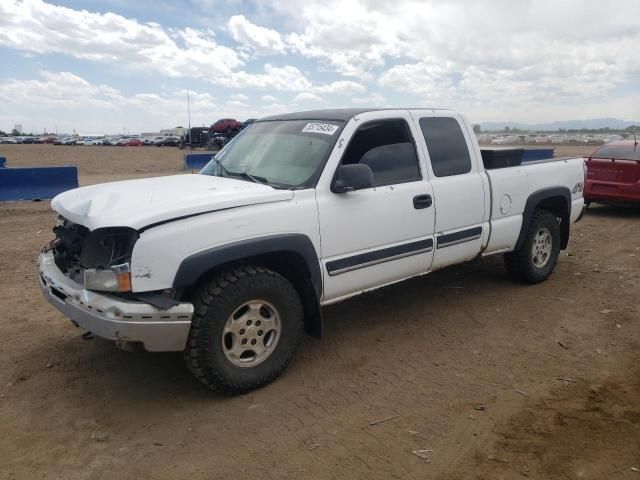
125, 138, 144, 146
585, 140, 640, 205
210, 118, 242, 134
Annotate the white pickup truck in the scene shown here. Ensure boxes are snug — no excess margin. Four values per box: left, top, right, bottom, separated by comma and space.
38, 108, 586, 394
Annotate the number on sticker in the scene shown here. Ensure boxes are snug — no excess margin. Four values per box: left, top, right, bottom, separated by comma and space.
302, 123, 339, 135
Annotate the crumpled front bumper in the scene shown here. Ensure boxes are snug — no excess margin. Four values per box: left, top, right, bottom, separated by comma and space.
37, 251, 193, 351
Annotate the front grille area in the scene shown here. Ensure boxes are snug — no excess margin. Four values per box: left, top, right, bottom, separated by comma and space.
52, 217, 89, 274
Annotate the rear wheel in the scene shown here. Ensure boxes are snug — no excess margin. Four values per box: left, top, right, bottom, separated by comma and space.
504, 210, 561, 284
184, 266, 303, 395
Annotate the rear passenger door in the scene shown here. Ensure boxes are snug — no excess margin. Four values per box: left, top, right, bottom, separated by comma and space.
316, 111, 436, 302
411, 111, 488, 270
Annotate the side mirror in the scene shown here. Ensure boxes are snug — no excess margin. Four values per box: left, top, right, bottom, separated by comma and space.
333, 164, 375, 193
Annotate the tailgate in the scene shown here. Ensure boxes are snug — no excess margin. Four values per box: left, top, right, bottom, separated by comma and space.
586, 158, 640, 183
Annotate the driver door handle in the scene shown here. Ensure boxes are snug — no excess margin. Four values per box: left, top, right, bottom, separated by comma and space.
413, 194, 432, 209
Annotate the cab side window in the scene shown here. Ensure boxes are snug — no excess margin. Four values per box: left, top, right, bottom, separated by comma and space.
341, 119, 421, 187
419, 117, 471, 177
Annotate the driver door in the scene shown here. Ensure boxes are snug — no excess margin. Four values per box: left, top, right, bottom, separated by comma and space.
315, 110, 436, 303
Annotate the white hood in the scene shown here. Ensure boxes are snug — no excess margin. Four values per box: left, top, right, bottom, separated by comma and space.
51, 174, 294, 230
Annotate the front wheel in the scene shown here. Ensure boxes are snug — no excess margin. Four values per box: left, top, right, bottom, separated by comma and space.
184, 266, 304, 394
504, 210, 561, 284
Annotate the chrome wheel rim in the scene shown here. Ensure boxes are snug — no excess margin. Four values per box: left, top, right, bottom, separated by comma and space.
531, 227, 552, 268
222, 300, 281, 368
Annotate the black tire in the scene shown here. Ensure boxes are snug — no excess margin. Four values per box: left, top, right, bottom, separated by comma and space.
184, 266, 304, 395
504, 210, 561, 284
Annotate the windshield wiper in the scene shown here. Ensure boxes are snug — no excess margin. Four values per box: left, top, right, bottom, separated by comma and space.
219, 163, 269, 186
232, 170, 270, 186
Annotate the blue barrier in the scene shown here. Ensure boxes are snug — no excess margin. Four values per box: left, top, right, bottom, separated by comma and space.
522, 148, 555, 162
0, 166, 79, 201
0, 156, 6, 168
184, 152, 217, 171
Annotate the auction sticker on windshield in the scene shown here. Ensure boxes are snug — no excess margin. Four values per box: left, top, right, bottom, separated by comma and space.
302, 123, 339, 135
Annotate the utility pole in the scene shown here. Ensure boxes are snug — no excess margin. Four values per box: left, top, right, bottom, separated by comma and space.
187, 90, 191, 143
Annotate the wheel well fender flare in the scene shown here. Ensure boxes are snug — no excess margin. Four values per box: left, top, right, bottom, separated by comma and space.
173, 234, 324, 338
515, 187, 571, 250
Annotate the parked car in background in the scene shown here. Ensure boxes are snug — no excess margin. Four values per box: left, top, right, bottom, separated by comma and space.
106, 137, 123, 146
125, 138, 144, 146
156, 136, 180, 147
211, 118, 242, 134
585, 140, 640, 205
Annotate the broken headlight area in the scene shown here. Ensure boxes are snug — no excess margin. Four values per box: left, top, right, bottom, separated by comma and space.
79, 227, 139, 269
51, 216, 139, 292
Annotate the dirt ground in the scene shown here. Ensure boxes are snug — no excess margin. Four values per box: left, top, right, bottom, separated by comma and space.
1, 145, 639, 480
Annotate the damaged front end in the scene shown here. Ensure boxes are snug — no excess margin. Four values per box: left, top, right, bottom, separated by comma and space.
39, 216, 193, 351
51, 217, 138, 293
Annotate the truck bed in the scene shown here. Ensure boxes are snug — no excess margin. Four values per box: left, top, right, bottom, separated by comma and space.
482, 156, 585, 254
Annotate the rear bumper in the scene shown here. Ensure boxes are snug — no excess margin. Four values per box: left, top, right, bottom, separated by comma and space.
37, 252, 193, 351
585, 180, 640, 204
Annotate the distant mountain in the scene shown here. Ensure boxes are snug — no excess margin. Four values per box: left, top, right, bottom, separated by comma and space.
480, 118, 639, 131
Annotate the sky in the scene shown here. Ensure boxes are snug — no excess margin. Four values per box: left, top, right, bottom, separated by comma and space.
0, 0, 638, 134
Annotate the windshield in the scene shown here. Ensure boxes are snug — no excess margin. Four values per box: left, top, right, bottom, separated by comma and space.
201, 119, 344, 188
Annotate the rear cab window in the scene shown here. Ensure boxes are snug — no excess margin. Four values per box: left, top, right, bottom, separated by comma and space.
419, 117, 472, 177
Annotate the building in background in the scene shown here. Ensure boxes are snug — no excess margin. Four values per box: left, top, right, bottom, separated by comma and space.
160, 127, 187, 137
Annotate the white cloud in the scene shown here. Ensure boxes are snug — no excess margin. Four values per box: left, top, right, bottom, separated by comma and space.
0, 70, 301, 132
351, 93, 386, 105
229, 93, 249, 102
286, 1, 394, 78
0, 1, 366, 95
228, 64, 312, 91
293, 92, 322, 103
228, 14, 286, 55
260, 103, 288, 115
226, 64, 365, 94
277, 0, 640, 120
0, 71, 119, 110
1, 0, 639, 127
0, 71, 219, 132
0, 0, 244, 80
379, 62, 456, 105
314, 80, 366, 94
